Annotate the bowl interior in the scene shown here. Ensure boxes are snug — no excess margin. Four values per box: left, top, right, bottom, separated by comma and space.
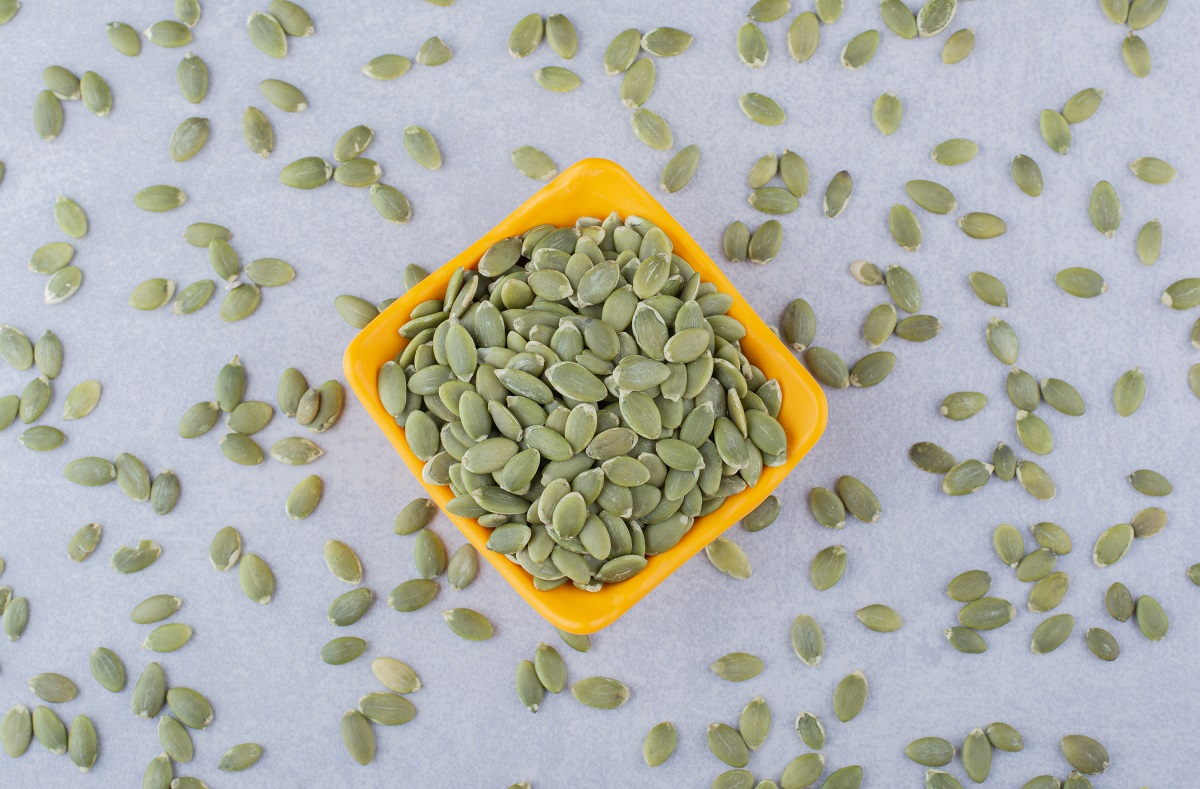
343, 157, 827, 634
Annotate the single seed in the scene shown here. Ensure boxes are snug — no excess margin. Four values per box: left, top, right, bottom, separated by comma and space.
932, 138, 978, 165
1086, 628, 1120, 661
271, 0, 313, 35
341, 710, 374, 765
711, 652, 763, 683
787, 12, 819, 62
811, 545, 846, 591
403, 125, 442, 169
945, 626, 986, 654
782, 299, 816, 351
958, 596, 1015, 630
1032, 521, 1073, 554
1136, 220, 1162, 266
144, 622, 193, 653
1094, 523, 1134, 567
509, 13, 543, 57
942, 459, 992, 496
28, 673, 78, 703
334, 158, 382, 188
534, 66, 580, 92
108, 22, 142, 56
748, 219, 783, 264
841, 30, 879, 69
604, 28, 640, 74
740, 696, 770, 751
280, 157, 332, 189
706, 537, 752, 580
1063, 87, 1104, 123
1129, 156, 1176, 185
1123, 33, 1151, 78
1040, 109, 1071, 154
833, 670, 867, 722
824, 170, 853, 218
906, 180, 956, 214
873, 92, 903, 135
856, 604, 901, 632
907, 737, 955, 767
133, 185, 187, 212
738, 93, 786, 126
640, 27, 693, 57
643, 721, 676, 767
362, 54, 411, 80
33, 706, 67, 755
1060, 735, 1110, 775
962, 728, 992, 782
260, 79, 307, 112
1017, 460, 1056, 500
443, 608, 493, 641
34, 90, 63, 141
947, 570, 991, 602
661, 145, 700, 193
1031, 613, 1075, 654
511, 146, 556, 181
941, 391, 987, 421
942, 27, 974, 63
707, 722, 750, 768
112, 540, 162, 573
132, 663, 167, 719
416, 36, 452, 66
737, 22, 769, 68
145, 19, 193, 47
1113, 367, 1145, 416
1136, 595, 1168, 641
242, 107, 274, 157
791, 614, 824, 667
1089, 181, 1121, 237
239, 553, 274, 604
986, 318, 1018, 364
1128, 468, 1171, 497
247, 11, 287, 58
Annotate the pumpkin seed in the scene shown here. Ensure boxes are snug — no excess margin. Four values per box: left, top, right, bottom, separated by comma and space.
957, 213, 1007, 241
1028, 572, 1069, 612
177, 53, 208, 104
362, 54, 411, 80
242, 107, 274, 157
145, 20, 192, 47
144, 622, 192, 652
1060, 735, 1109, 774
748, 219, 783, 263
64, 456, 116, 486
604, 28, 640, 74
1131, 506, 1167, 539
90, 646, 126, 693
932, 138, 978, 165
403, 125, 442, 169
1017, 460, 1056, 500
985, 318, 1018, 364
780, 150, 808, 196
711, 652, 764, 682
19, 425, 64, 451
1009, 154, 1044, 196
740, 696, 770, 750
247, 11, 287, 58
941, 391, 987, 420
359, 691, 415, 725
29, 242, 74, 274
833, 670, 867, 722
810, 487, 846, 529
388, 579, 437, 612
907, 737, 954, 767
511, 146, 557, 181
1093, 523, 1134, 567
132, 663, 166, 719
1089, 181, 1121, 237
1102, 0, 1130, 23
906, 180, 956, 214
1016, 410, 1053, 455
535, 66, 580, 92
750, 187, 799, 214
1113, 367, 1145, 416
824, 170, 853, 217
416, 36, 452, 66
1128, 0, 1167, 29
28, 673, 78, 703
788, 12, 819, 62
841, 30, 879, 69
1063, 87, 1104, 123
739, 93, 785, 126
1122, 34, 1151, 78
67, 523, 102, 562
782, 299, 816, 351
108, 22, 142, 56
280, 157, 331, 189
32, 706, 66, 755
1032, 521, 1073, 554
286, 475, 323, 520
271, 0, 313, 35
643, 721, 677, 766
856, 604, 901, 632
3, 597, 28, 641
863, 303, 896, 348
1136, 595, 1168, 641
1031, 613, 1074, 654
947, 570, 990, 602
811, 545, 846, 590
1135, 219, 1162, 266
34, 90, 63, 141
942, 459, 992, 496
706, 538, 752, 580
131, 594, 182, 625
962, 728, 992, 782
942, 27, 974, 63
509, 13, 543, 57
1086, 628, 1120, 661
238, 553, 274, 604
1128, 468, 1171, 496
958, 596, 1015, 630
134, 185, 187, 212
341, 710, 374, 764
334, 158, 382, 188
910, 442, 956, 474
221, 433, 264, 465
994, 438, 1016, 480
1128, 156, 1176, 185
945, 626, 986, 654
707, 722, 750, 768
111, 540, 162, 573
880, 0, 917, 38
70, 715, 99, 772
791, 614, 824, 667
260, 79, 306, 112
794, 711, 825, 750
641, 27, 692, 57
443, 608, 493, 641
1041, 378, 1085, 416
661, 145, 700, 193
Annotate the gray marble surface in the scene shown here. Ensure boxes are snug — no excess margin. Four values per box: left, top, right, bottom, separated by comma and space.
0, 0, 1197, 786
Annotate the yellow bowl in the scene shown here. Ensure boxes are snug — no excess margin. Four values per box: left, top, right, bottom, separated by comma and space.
343, 158, 827, 634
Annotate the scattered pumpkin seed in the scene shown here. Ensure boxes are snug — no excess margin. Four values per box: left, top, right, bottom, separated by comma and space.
604, 28, 640, 74
133, 185, 187, 212
856, 604, 901, 632
1017, 459, 1056, 500
238, 553, 274, 604
942, 459, 992, 496
1086, 628, 1120, 661
833, 670, 867, 722
260, 78, 307, 112
1089, 181, 1121, 237
535, 66, 580, 92
416, 36, 452, 66
706, 538, 752, 580
707, 722, 750, 768
661, 145, 700, 193
787, 12, 819, 62
443, 608, 493, 641
108, 22, 142, 56
942, 27, 974, 63
145, 19, 193, 47
640, 27, 693, 57
791, 614, 824, 667
1122, 34, 1151, 78
958, 212, 1007, 239
823, 170, 853, 217
841, 30, 879, 69
811, 545, 846, 591
68, 523, 102, 562
1113, 367, 1145, 416
941, 391, 987, 421
643, 721, 677, 767
739, 93, 785, 126
1060, 735, 1110, 775
111, 540, 162, 573
945, 626, 986, 654
144, 622, 193, 652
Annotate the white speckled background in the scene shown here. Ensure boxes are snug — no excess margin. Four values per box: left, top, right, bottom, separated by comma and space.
0, 1, 1198, 786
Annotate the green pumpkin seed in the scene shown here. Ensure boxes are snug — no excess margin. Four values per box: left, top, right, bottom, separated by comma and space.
1093, 523, 1134, 567
535, 66, 580, 92
941, 391, 986, 420
132, 663, 166, 719
217, 742, 264, 772
872, 92, 903, 134
286, 475, 323, 520
34, 90, 63, 141
707, 722, 750, 768
131, 594, 182, 624
740, 696, 770, 751
965, 271, 1007, 307
856, 604, 901, 632
270, 436, 323, 465
641, 27, 692, 57
1102, 0, 1130, 24
942, 459, 991, 496
811, 545, 846, 591
1006, 154, 1044, 197
158, 715, 193, 763
177, 53, 208, 104
512, 146, 557, 181
145, 19, 192, 47
108, 21, 142, 55
260, 78, 306, 112
388, 579, 438, 612
823, 170, 853, 217
880, 0, 917, 38
1028, 572, 1069, 613
417, 36, 452, 66
340, 710, 374, 765
28, 673, 78, 703
362, 54, 411, 80
403, 125, 442, 169
932, 138, 978, 165
241, 106, 274, 157
711, 652, 763, 682
368, 183, 411, 223
328, 587, 373, 627
238, 553, 274, 604
129, 278, 176, 310
995, 526, 1023, 565
1128, 468, 1171, 496
1032, 521, 1073, 553
1061, 735, 1110, 774
150, 470, 180, 516
371, 657, 421, 694
1162, 277, 1200, 310
323, 539, 363, 584
112, 540, 162, 573
748, 154, 778, 189
1030, 613, 1074, 654
991, 442, 1013, 482
985, 318, 1018, 364
958, 212, 1007, 239
1062, 88, 1104, 124
247, 11, 287, 58
1112, 367, 1145, 416
414, 529, 447, 578
179, 401, 218, 438
888, 204, 922, 251
532, 642, 565, 694
604, 28, 640, 74
1131, 506, 1167, 539
1089, 180, 1121, 237
3, 596, 28, 640
113, 452, 150, 501
334, 158, 382, 187
910, 442, 956, 474
962, 727, 992, 782
1136, 595, 1168, 641
64, 456, 116, 486
750, 187, 799, 214
32, 706, 66, 755
739, 93, 786, 126
661, 145, 700, 193
221, 433, 264, 465
1016, 410, 1053, 455
907, 737, 955, 767
1017, 459, 1056, 500
1039, 108, 1072, 154
144, 622, 192, 652
1128, 156, 1176, 185
134, 185, 187, 212
942, 27, 974, 63
905, 180, 956, 214
737, 23, 769, 67
945, 626, 986, 654
29, 241, 74, 274
1134, 219, 1162, 265
443, 608, 493, 641
53, 196, 87, 238
748, 219, 783, 263
841, 29, 879, 69
706, 538, 752, 580
70, 718, 102, 771
946, 570, 990, 602
788, 12, 819, 62
88, 647, 126, 694
280, 157, 331, 189
805, 347, 849, 389
1123, 33, 1152, 77
359, 691, 415, 726
782, 299, 816, 351
1086, 628, 1119, 661
643, 721, 676, 767
1128, 0, 1167, 28
509, 13, 543, 57
19, 425, 64, 451
863, 303, 896, 348
791, 614, 824, 667
958, 596, 1015, 630
65, 523, 101, 563
833, 669, 867, 722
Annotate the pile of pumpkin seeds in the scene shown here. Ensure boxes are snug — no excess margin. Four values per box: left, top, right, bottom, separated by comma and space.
1, 0, 1195, 784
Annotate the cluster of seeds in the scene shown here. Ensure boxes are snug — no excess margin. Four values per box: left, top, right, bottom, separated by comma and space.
34, 65, 112, 142
509, 13, 580, 92
27, 197, 90, 305
907, 728, 1112, 787
378, 213, 789, 592
2, 324, 102, 455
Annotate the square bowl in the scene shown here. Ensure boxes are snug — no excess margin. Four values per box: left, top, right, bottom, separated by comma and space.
344, 158, 827, 634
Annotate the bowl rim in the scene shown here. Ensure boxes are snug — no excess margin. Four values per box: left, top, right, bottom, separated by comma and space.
343, 157, 827, 633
